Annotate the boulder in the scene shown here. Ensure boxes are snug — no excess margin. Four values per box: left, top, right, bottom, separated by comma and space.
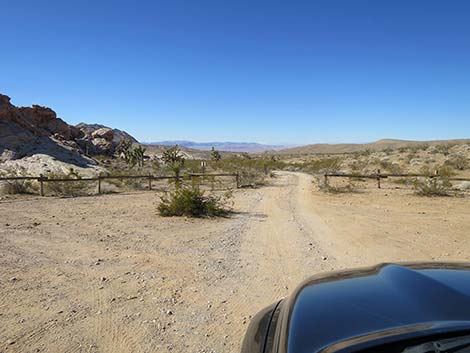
92, 128, 114, 141
91, 138, 115, 155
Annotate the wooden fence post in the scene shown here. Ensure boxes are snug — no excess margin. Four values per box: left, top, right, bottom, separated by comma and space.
39, 174, 45, 197
98, 176, 102, 194
377, 169, 381, 189
148, 175, 152, 190
236, 172, 240, 188
324, 174, 328, 186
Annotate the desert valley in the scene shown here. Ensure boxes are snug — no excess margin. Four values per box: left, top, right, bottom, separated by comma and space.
1, 94, 470, 352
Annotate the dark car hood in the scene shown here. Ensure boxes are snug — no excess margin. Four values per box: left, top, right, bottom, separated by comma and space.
283, 262, 470, 353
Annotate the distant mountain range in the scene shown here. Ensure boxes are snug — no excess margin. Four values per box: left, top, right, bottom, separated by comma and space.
146, 140, 290, 153
278, 138, 470, 154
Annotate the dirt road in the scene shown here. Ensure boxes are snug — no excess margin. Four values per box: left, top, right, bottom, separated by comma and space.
1, 172, 469, 353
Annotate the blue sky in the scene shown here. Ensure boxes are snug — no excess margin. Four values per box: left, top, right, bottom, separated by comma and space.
2, 0, 470, 144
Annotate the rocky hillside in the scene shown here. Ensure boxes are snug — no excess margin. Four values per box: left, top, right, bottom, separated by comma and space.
0, 94, 137, 175
76, 123, 138, 144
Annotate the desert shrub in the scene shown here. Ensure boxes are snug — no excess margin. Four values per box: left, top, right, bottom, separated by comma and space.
408, 144, 429, 153
157, 187, 232, 217
45, 168, 88, 197
444, 155, 468, 171
213, 156, 286, 187
419, 165, 456, 178
379, 161, 403, 174
433, 144, 453, 156
437, 165, 456, 178
355, 149, 372, 157
1, 180, 34, 195
316, 176, 358, 194
350, 160, 367, 172
0, 167, 37, 195
307, 158, 343, 174
413, 177, 450, 197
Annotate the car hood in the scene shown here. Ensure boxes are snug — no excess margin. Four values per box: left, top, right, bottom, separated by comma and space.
282, 262, 470, 353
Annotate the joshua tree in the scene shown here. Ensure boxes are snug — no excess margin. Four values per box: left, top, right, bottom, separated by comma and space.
117, 138, 132, 157
210, 146, 221, 162
162, 145, 185, 187
132, 145, 147, 167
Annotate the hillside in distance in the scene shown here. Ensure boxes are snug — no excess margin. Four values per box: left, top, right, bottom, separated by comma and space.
148, 140, 289, 153
278, 138, 470, 155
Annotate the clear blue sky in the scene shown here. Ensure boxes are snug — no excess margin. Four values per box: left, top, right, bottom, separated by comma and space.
2, 0, 470, 144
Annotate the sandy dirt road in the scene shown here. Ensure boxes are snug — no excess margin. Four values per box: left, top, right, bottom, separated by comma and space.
1, 171, 469, 353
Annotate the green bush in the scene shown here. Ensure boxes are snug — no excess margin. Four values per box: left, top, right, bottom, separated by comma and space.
157, 187, 232, 217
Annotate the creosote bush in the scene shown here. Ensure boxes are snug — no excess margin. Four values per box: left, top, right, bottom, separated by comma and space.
444, 155, 468, 171
413, 177, 450, 197
157, 187, 232, 217
0, 167, 36, 195
316, 176, 358, 194
306, 158, 343, 174
45, 168, 88, 197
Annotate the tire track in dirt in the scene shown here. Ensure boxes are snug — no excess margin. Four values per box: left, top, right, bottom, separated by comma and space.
210, 172, 337, 352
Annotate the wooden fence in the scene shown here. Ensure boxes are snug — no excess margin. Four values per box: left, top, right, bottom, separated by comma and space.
0, 172, 240, 196
324, 169, 470, 189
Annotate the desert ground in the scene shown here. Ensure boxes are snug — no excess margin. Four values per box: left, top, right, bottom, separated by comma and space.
1, 171, 470, 353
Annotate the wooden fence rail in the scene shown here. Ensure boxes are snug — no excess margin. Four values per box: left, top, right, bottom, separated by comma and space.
0, 172, 240, 196
324, 170, 470, 189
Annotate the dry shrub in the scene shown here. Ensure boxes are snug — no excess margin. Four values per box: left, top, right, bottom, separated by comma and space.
444, 155, 468, 171
0, 167, 36, 195
413, 177, 450, 197
308, 158, 342, 174
45, 169, 88, 197
317, 176, 358, 194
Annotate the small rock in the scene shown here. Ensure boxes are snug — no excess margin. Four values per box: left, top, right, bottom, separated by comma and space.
166, 310, 173, 315
9, 277, 17, 282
